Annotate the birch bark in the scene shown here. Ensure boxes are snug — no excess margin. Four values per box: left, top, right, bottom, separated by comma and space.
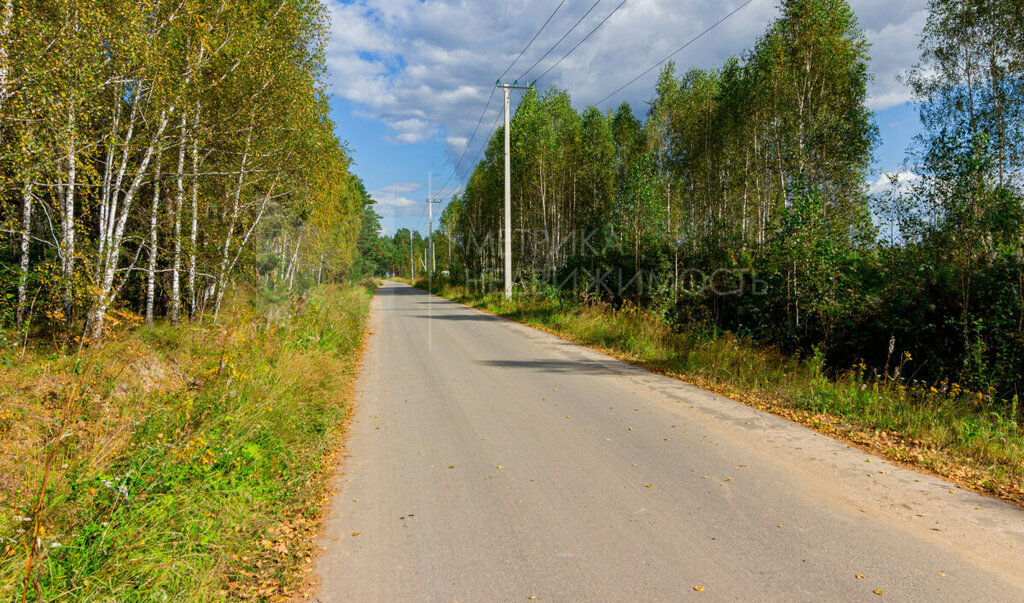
145, 148, 163, 327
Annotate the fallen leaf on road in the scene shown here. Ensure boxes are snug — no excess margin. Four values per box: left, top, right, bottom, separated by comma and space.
937, 572, 945, 577
449, 465, 456, 469
646, 483, 653, 488
855, 574, 864, 579
566, 415, 571, 419
873, 589, 883, 595
498, 466, 503, 470
694, 586, 704, 592
351, 532, 360, 537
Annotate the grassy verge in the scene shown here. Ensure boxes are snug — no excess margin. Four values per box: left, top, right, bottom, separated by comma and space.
1, 283, 372, 601
418, 280, 1024, 506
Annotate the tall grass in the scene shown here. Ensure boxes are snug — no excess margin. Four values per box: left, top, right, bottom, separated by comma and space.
1, 284, 372, 601
422, 280, 1024, 503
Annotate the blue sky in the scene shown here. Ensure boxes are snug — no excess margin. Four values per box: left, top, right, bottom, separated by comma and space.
325, 0, 930, 236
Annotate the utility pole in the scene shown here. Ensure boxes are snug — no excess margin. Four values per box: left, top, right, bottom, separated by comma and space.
409, 230, 414, 281
497, 80, 533, 299
427, 172, 441, 294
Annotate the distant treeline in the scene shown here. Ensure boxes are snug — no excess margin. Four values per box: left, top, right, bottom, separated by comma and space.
0, 0, 369, 340
372, 0, 1024, 401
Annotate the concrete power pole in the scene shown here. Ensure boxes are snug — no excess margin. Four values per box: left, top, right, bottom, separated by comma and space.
497, 81, 532, 299
409, 231, 414, 281
427, 173, 441, 294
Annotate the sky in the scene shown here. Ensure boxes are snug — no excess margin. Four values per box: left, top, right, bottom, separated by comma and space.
324, 0, 931, 236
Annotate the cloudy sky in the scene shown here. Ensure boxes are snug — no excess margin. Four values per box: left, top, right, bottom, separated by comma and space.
325, 0, 930, 236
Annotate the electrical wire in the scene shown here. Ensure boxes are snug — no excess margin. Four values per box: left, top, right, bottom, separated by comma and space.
436, 87, 497, 195
516, 0, 604, 83
437, 1, 575, 198
498, 0, 569, 82
595, 0, 757, 107
534, 0, 628, 83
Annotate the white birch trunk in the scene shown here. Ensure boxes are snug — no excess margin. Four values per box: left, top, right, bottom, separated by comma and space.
187, 106, 201, 317
214, 124, 253, 321
62, 109, 77, 324
171, 113, 187, 323
0, 0, 12, 147
17, 180, 33, 324
91, 109, 170, 338
287, 232, 302, 291
145, 149, 162, 327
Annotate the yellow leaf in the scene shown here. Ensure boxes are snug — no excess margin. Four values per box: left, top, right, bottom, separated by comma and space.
855, 574, 864, 579
693, 586, 704, 592
352, 532, 360, 537
449, 465, 456, 469
873, 589, 883, 595
645, 483, 653, 488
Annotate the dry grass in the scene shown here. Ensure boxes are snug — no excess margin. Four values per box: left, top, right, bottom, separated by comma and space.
0, 284, 372, 601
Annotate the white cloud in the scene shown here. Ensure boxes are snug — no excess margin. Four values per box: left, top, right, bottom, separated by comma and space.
370, 182, 424, 216
868, 171, 920, 195
328, 0, 931, 177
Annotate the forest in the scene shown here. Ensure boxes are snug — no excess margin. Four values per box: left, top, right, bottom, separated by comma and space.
0, 0, 370, 343
371, 0, 1024, 404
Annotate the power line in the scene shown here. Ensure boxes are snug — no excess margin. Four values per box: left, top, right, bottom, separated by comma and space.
497, 0, 569, 81
596, 0, 757, 107
437, 0, 573, 198
453, 0, 757, 188
437, 87, 496, 194
534, 0, 628, 83
516, 0, 604, 83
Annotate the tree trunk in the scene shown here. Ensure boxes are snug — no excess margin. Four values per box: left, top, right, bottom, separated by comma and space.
91, 109, 170, 338
17, 180, 33, 324
214, 123, 253, 321
187, 107, 201, 318
287, 232, 302, 291
62, 109, 77, 325
145, 149, 163, 327
0, 0, 12, 148
171, 113, 187, 323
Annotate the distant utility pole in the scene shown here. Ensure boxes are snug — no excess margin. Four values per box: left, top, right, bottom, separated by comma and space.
409, 230, 414, 280
427, 172, 441, 294
497, 80, 533, 299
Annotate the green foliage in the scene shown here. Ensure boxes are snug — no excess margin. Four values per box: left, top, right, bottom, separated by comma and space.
1, 285, 372, 600
434, 0, 1024, 402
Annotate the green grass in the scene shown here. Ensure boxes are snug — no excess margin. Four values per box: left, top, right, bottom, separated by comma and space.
419, 279, 1024, 504
1, 283, 372, 601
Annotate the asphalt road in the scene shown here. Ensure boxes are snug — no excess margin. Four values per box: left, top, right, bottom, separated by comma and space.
314, 281, 1024, 601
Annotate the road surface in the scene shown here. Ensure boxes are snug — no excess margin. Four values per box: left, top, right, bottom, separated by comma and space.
314, 281, 1024, 600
